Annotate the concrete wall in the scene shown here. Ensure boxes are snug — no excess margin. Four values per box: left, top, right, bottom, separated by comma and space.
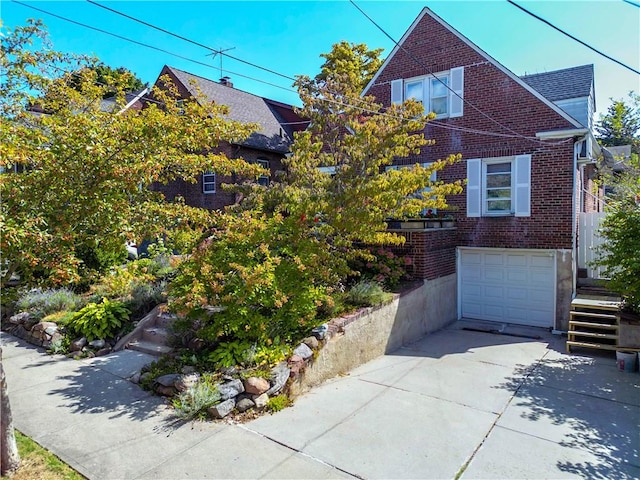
290, 274, 457, 397
556, 249, 574, 332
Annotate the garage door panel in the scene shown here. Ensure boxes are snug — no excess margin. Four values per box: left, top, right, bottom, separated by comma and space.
459, 248, 555, 328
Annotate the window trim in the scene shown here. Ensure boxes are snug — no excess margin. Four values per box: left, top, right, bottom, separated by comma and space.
402, 72, 450, 119
202, 172, 216, 194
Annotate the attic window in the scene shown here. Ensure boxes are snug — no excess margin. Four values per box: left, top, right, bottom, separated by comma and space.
391, 67, 464, 118
257, 158, 270, 186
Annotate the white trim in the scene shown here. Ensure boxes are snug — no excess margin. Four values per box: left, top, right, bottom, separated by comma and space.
362, 7, 582, 129
202, 172, 216, 193
536, 128, 588, 139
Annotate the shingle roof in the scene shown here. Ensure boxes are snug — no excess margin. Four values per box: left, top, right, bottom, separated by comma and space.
520, 65, 594, 102
166, 66, 298, 153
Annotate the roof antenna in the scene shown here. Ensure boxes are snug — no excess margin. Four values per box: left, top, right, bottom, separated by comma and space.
207, 46, 236, 78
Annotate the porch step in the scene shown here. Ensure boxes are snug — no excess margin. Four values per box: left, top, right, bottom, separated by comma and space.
566, 331, 618, 340
569, 311, 617, 321
128, 339, 173, 356
568, 320, 618, 330
566, 341, 618, 352
155, 312, 177, 329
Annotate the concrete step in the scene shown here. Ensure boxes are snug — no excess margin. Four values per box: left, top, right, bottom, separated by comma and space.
142, 327, 169, 344
155, 312, 176, 329
128, 340, 172, 356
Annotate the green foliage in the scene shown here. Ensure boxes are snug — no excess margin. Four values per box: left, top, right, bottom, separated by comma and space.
595, 155, 640, 312
0, 21, 262, 289
47, 335, 71, 355
266, 394, 292, 413
15, 288, 84, 321
596, 92, 640, 154
170, 212, 338, 347
316, 41, 384, 92
352, 247, 412, 289
75, 63, 147, 98
346, 280, 390, 307
75, 243, 127, 280
125, 281, 168, 321
171, 374, 221, 420
67, 297, 130, 341
208, 341, 253, 369
251, 344, 291, 368
42, 310, 76, 327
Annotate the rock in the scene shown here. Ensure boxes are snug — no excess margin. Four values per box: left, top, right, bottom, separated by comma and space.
288, 355, 306, 378
266, 362, 290, 396
88, 339, 105, 349
175, 373, 200, 392
140, 372, 153, 384
311, 324, 328, 340
288, 354, 303, 364
130, 372, 141, 384
94, 346, 112, 357
217, 379, 244, 400
243, 377, 270, 395
303, 336, 319, 350
66, 351, 83, 359
30, 322, 57, 340
252, 393, 269, 410
236, 398, 255, 413
181, 365, 196, 374
69, 337, 87, 352
23, 316, 40, 331
9, 312, 30, 325
208, 398, 236, 419
188, 337, 206, 351
155, 384, 175, 396
155, 373, 181, 387
293, 343, 313, 360
8, 325, 30, 341
84, 350, 95, 359
44, 325, 58, 336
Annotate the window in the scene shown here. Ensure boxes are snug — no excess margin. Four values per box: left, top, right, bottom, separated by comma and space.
202, 172, 215, 193
391, 67, 464, 118
256, 158, 270, 186
466, 155, 531, 217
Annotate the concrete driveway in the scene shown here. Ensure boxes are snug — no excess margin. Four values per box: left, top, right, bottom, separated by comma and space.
2, 320, 638, 479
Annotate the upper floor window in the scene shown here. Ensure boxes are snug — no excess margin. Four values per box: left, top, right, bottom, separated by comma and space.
256, 158, 270, 186
467, 155, 531, 217
202, 172, 216, 193
391, 67, 464, 119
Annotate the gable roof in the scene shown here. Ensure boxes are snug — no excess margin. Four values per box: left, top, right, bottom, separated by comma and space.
163, 66, 302, 153
521, 65, 594, 102
363, 7, 582, 129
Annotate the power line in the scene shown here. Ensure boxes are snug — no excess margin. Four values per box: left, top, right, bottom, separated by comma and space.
508, 0, 640, 75
9, 0, 572, 144
85, 0, 296, 82
623, 0, 640, 7
349, 0, 548, 143
11, 0, 295, 94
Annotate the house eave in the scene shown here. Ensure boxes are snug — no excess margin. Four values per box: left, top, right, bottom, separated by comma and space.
535, 128, 589, 139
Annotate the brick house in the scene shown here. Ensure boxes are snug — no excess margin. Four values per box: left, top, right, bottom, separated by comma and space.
363, 8, 601, 332
149, 66, 306, 210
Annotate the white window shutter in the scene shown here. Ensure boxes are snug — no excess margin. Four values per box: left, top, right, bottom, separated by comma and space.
514, 154, 531, 217
449, 67, 464, 118
466, 158, 481, 217
391, 79, 403, 105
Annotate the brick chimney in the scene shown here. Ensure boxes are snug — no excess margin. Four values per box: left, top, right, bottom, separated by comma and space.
220, 76, 233, 87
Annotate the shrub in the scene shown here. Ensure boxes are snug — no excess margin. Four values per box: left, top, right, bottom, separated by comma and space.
91, 260, 156, 299
125, 280, 167, 321
351, 247, 412, 289
66, 297, 130, 341
172, 375, 221, 420
15, 288, 84, 321
266, 394, 292, 413
42, 310, 76, 327
346, 280, 390, 307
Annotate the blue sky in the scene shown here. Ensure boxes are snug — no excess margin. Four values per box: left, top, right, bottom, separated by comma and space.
2, 1, 638, 119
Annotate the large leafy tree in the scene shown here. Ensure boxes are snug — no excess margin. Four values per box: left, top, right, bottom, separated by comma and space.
596, 92, 640, 154
0, 20, 264, 288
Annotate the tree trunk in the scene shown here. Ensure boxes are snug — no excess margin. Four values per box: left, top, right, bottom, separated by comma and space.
0, 347, 20, 477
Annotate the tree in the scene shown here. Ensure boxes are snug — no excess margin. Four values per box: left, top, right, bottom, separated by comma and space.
315, 41, 384, 93
88, 63, 147, 97
0, 20, 266, 289
0, 348, 20, 477
595, 92, 640, 154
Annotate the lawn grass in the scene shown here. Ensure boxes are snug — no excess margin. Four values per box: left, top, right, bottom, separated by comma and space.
1, 431, 85, 480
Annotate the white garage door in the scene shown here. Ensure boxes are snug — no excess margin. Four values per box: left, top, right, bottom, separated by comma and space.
458, 248, 556, 328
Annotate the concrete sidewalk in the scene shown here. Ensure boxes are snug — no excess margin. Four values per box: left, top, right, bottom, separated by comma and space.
2, 321, 639, 479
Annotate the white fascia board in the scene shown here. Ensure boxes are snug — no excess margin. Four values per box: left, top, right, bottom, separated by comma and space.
363, 7, 583, 130
536, 128, 588, 139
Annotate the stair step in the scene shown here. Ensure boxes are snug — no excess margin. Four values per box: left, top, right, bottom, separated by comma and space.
155, 312, 176, 329
569, 311, 618, 320
566, 340, 618, 352
569, 321, 618, 330
142, 327, 169, 344
567, 331, 618, 340
571, 298, 621, 312
128, 340, 172, 356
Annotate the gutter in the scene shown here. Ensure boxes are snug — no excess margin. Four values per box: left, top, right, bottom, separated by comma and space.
536, 128, 588, 139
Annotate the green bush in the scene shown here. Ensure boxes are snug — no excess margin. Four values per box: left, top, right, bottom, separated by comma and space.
42, 310, 76, 326
172, 374, 221, 420
125, 280, 167, 321
346, 280, 390, 307
266, 394, 292, 413
351, 247, 412, 289
67, 297, 130, 341
15, 288, 85, 321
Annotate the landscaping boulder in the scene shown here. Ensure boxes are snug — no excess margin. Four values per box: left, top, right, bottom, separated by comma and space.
243, 377, 270, 395
155, 373, 181, 387
69, 337, 87, 352
175, 373, 200, 392
252, 393, 269, 410
208, 398, 236, 419
266, 362, 290, 396
293, 343, 313, 360
8, 312, 30, 325
311, 323, 328, 340
303, 336, 319, 350
236, 398, 255, 413
88, 339, 106, 350
218, 379, 244, 400
94, 346, 112, 357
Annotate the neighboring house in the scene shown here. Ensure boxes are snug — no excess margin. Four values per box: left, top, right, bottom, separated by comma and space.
148, 65, 307, 210
363, 7, 601, 332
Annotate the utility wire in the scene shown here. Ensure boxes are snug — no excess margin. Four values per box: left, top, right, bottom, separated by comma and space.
86, 0, 296, 82
348, 0, 551, 142
622, 0, 640, 7
508, 0, 640, 75
10, 0, 571, 143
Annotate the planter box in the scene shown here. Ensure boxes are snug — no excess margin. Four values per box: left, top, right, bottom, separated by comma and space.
400, 221, 426, 229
